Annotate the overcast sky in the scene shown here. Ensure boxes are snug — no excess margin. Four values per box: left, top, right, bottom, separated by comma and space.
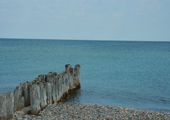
0, 0, 170, 41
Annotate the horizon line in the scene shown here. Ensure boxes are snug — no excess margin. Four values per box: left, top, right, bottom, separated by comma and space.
0, 37, 170, 42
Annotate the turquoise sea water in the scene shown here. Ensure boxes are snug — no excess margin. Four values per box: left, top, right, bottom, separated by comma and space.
0, 38, 170, 112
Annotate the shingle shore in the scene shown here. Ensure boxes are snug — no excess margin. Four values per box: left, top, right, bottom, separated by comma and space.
16, 102, 170, 120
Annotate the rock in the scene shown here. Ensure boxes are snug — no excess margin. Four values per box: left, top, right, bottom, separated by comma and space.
38, 74, 47, 82
46, 82, 52, 104
73, 68, 77, 89
58, 73, 63, 100
0, 94, 7, 120
65, 64, 72, 71
17, 96, 25, 110
6, 92, 14, 119
23, 82, 30, 107
47, 72, 52, 82
14, 106, 31, 118
51, 78, 57, 103
39, 82, 47, 110
63, 71, 69, 94
30, 84, 41, 115
0, 64, 81, 118
75, 64, 81, 88
68, 68, 74, 90
46, 72, 57, 82
55, 76, 59, 101
14, 83, 24, 111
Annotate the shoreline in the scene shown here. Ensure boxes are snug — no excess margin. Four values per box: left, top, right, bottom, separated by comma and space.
18, 102, 170, 120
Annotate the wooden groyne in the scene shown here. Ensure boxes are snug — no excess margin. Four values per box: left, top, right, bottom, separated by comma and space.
0, 64, 81, 120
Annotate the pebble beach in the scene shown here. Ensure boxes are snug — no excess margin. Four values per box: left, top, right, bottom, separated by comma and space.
16, 102, 170, 120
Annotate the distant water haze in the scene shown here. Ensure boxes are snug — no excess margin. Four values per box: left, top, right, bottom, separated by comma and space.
0, 38, 170, 112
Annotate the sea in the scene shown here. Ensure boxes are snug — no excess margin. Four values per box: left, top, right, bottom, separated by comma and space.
0, 38, 170, 112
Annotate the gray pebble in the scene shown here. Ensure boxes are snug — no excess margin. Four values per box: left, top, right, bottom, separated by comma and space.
21, 102, 170, 120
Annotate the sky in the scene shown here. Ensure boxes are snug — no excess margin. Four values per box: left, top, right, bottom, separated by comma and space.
0, 0, 170, 41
